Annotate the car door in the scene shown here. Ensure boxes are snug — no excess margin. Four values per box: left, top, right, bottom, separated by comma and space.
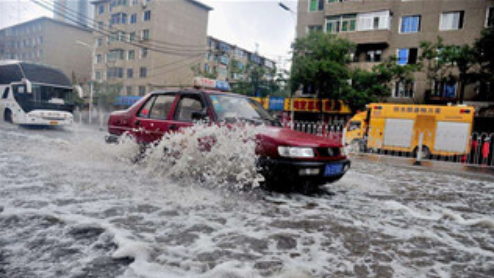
133, 93, 177, 144
167, 93, 207, 133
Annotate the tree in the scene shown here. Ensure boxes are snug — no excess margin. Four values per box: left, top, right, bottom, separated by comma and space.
191, 63, 217, 79
230, 62, 281, 97
93, 82, 122, 111
420, 37, 477, 103
290, 32, 355, 99
345, 57, 420, 112
474, 28, 494, 101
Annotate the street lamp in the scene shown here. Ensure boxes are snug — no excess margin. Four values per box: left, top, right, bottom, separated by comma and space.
75, 40, 95, 124
278, 2, 296, 128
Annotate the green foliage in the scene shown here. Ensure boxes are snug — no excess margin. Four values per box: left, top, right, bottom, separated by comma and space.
290, 31, 355, 98
474, 28, 494, 101
94, 82, 122, 110
420, 36, 478, 102
230, 62, 286, 97
191, 63, 217, 79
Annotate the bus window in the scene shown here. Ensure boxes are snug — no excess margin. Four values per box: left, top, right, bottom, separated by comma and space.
13, 84, 26, 95
347, 121, 361, 131
2, 87, 9, 99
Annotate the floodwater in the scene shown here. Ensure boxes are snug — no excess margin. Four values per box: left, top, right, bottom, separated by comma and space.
1, 123, 493, 278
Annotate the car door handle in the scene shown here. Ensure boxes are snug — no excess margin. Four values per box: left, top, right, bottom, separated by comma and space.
170, 124, 179, 131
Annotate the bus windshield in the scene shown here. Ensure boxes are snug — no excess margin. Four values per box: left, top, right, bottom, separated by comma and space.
32, 85, 74, 105
210, 94, 280, 126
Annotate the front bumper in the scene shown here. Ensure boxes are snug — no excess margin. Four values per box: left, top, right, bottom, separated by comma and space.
257, 157, 351, 185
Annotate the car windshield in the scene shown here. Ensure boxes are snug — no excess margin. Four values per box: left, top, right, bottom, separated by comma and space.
209, 94, 279, 126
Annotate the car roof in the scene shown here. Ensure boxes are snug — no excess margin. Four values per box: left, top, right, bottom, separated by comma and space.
149, 88, 247, 98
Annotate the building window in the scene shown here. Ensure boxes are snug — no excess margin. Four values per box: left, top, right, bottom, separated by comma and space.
98, 4, 105, 14
107, 67, 124, 78
139, 86, 146, 96
358, 11, 390, 31
127, 68, 134, 78
140, 48, 148, 59
326, 14, 357, 33
394, 81, 414, 98
397, 48, 418, 65
307, 25, 323, 34
433, 81, 457, 98
219, 56, 229, 65
440, 11, 464, 31
309, 0, 324, 12
98, 21, 104, 29
366, 50, 382, 62
110, 13, 127, 26
128, 50, 135, 60
96, 71, 102, 80
144, 11, 151, 21
486, 7, 494, 27
142, 29, 150, 41
96, 54, 102, 63
129, 32, 135, 42
401, 15, 421, 33
126, 86, 133, 95
130, 14, 137, 24
140, 67, 147, 77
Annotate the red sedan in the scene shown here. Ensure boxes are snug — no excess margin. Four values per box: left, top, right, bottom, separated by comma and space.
106, 89, 350, 190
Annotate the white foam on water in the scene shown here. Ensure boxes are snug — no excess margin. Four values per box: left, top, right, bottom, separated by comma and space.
140, 124, 265, 189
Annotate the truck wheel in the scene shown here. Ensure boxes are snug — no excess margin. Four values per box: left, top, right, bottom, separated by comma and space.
3, 109, 12, 124
414, 145, 431, 160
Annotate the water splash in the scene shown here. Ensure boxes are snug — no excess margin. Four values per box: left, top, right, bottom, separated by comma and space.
139, 124, 265, 189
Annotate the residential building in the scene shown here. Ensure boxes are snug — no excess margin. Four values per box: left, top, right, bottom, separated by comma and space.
203, 36, 276, 84
297, 0, 494, 104
54, 0, 94, 28
0, 17, 92, 84
91, 0, 212, 96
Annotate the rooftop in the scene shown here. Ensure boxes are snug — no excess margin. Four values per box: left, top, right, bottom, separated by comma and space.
0, 16, 91, 33
91, 0, 213, 11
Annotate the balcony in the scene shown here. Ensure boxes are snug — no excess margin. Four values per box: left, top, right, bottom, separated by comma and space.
336, 29, 391, 45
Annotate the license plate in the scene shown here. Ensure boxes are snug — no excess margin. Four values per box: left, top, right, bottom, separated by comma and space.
50, 121, 58, 125
325, 163, 343, 177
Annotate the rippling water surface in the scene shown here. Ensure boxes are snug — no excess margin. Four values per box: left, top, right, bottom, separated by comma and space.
1, 122, 493, 278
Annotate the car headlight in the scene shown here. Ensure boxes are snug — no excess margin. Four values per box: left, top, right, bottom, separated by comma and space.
278, 146, 315, 158
340, 147, 347, 156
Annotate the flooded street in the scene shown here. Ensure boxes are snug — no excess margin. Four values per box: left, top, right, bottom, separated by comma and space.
1, 123, 493, 278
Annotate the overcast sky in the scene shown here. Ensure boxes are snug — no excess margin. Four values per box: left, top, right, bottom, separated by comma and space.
0, 0, 296, 68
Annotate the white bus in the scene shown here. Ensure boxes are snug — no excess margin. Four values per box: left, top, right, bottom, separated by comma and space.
0, 61, 80, 126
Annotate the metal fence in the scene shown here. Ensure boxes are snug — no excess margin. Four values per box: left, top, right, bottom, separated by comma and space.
290, 121, 494, 168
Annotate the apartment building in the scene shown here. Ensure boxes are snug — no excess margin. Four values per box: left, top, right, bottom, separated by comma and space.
297, 0, 494, 104
54, 0, 94, 28
91, 0, 211, 96
203, 36, 276, 83
0, 17, 92, 84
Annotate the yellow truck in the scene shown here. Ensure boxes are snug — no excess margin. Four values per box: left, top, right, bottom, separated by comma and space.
345, 104, 475, 158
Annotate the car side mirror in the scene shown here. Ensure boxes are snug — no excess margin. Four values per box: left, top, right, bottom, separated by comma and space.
192, 111, 210, 123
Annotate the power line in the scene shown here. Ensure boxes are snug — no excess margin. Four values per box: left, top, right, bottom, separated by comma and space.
42, 0, 209, 51
30, 0, 211, 56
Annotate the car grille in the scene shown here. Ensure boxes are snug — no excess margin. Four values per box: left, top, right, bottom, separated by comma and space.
317, 147, 340, 157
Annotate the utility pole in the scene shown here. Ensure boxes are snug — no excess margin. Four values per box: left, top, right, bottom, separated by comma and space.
76, 40, 95, 124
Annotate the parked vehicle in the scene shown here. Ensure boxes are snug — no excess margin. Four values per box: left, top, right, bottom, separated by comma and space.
345, 103, 475, 158
0, 60, 80, 126
106, 79, 350, 190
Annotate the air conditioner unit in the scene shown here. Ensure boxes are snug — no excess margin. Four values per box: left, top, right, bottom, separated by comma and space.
141, 0, 147, 8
